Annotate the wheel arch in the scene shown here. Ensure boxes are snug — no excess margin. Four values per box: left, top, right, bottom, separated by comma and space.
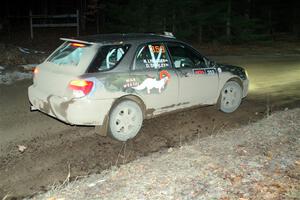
226, 77, 243, 90
218, 75, 243, 96
217, 76, 243, 103
106, 94, 145, 141
98, 94, 146, 137
110, 94, 146, 118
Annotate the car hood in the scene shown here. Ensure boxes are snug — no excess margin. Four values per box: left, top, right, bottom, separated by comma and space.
213, 62, 247, 80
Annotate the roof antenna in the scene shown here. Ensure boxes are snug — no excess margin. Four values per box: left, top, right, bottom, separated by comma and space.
163, 32, 175, 38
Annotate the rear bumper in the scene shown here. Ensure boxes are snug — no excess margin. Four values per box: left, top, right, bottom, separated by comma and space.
28, 85, 113, 126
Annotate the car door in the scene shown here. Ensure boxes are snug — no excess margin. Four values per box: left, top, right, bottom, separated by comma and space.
129, 42, 179, 116
166, 42, 219, 105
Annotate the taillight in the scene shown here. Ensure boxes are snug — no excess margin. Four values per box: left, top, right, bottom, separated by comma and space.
33, 67, 38, 74
69, 80, 94, 97
70, 43, 86, 48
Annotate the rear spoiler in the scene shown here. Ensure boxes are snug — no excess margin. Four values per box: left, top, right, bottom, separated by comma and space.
60, 38, 95, 45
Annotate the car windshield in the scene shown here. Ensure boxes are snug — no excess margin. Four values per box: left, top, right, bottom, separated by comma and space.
47, 42, 91, 66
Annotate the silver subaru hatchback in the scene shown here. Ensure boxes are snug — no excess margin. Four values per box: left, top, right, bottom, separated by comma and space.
28, 33, 249, 141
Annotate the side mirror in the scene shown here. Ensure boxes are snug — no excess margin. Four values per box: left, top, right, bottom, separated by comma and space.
204, 57, 216, 67
174, 60, 181, 68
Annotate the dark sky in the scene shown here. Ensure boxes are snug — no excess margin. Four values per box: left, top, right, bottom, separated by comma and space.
1, 0, 299, 41
1, 0, 298, 17
1, 0, 81, 16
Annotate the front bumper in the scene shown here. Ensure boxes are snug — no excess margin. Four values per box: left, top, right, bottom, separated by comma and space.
28, 85, 113, 126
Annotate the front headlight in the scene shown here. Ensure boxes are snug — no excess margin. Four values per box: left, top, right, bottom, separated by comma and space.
244, 69, 249, 78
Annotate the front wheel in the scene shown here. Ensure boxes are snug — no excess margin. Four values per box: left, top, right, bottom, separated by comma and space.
109, 100, 143, 141
218, 81, 242, 113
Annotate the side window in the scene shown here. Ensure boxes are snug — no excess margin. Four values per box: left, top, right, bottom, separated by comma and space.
134, 43, 170, 70
88, 45, 130, 73
167, 43, 205, 68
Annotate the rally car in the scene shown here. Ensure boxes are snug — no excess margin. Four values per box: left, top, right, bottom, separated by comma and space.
28, 33, 249, 141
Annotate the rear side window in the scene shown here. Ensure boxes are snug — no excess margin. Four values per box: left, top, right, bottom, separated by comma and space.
88, 45, 130, 73
48, 42, 91, 66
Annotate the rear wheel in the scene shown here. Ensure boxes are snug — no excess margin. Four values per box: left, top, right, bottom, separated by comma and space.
109, 100, 143, 141
218, 81, 242, 113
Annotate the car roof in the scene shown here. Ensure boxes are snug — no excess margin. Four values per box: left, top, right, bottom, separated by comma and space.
61, 33, 178, 44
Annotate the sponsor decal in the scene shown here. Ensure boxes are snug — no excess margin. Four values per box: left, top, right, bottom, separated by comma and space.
132, 70, 171, 94
123, 78, 139, 89
143, 58, 169, 69
193, 68, 217, 75
159, 70, 171, 82
193, 69, 205, 75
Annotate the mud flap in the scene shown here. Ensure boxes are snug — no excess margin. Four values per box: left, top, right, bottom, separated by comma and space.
95, 115, 109, 136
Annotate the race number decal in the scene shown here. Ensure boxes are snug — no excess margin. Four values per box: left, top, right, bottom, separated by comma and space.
205, 68, 216, 75
151, 45, 166, 53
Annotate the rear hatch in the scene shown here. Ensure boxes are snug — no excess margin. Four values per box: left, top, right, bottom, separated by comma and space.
33, 40, 98, 98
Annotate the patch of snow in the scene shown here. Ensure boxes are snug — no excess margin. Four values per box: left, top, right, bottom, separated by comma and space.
0, 66, 5, 70
0, 71, 32, 85
34, 50, 46, 54
18, 47, 45, 54
18, 47, 30, 54
18, 145, 27, 153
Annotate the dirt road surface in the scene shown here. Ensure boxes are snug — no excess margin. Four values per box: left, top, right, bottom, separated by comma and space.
0, 55, 300, 199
